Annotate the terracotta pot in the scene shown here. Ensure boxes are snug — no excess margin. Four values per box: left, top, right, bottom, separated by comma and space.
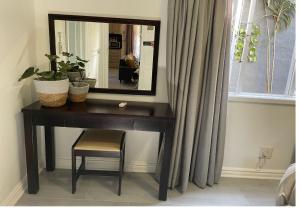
34, 78, 69, 107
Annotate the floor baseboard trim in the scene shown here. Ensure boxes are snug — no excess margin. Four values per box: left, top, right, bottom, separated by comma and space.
56, 157, 157, 173
221, 167, 284, 180
56, 158, 285, 179
1, 167, 43, 206
1, 177, 26, 206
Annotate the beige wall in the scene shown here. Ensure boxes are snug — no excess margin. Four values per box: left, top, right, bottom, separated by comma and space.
224, 101, 295, 171
0, 0, 37, 204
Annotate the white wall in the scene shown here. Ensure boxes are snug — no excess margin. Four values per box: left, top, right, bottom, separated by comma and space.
138, 25, 155, 90
0, 0, 37, 204
223, 100, 295, 177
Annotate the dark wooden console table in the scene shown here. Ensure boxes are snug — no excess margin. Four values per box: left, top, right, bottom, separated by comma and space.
22, 99, 175, 201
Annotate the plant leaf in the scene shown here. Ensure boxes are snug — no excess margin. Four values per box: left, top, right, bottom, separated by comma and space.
45, 54, 59, 62
266, 0, 295, 32
62, 52, 73, 57
77, 62, 85, 67
76, 56, 88, 63
18, 67, 36, 81
36, 71, 55, 80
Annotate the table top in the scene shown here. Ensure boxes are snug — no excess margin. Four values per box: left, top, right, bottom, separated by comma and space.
22, 99, 175, 120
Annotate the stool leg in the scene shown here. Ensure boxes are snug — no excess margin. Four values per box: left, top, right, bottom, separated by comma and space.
72, 151, 76, 194
118, 152, 123, 196
82, 156, 86, 170
122, 148, 125, 173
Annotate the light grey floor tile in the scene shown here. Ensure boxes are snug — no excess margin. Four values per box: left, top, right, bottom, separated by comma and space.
16, 196, 130, 206
16, 169, 279, 206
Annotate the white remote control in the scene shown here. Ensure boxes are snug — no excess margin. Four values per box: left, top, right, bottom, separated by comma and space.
118, 102, 127, 108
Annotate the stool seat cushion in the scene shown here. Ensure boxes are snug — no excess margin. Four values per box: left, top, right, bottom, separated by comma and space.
74, 130, 125, 152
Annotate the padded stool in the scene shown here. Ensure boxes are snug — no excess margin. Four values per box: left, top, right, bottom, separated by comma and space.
71, 130, 125, 195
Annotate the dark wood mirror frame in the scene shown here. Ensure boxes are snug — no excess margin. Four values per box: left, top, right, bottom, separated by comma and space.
48, 14, 160, 95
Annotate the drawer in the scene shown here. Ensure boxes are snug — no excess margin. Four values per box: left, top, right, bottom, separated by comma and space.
65, 115, 135, 130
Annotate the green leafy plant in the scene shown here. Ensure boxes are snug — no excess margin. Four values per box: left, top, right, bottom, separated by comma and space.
265, 0, 295, 92
58, 52, 89, 80
248, 24, 260, 62
234, 24, 260, 63
234, 27, 247, 62
18, 54, 68, 81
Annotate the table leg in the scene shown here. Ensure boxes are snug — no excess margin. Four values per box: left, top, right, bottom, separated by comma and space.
158, 132, 164, 157
24, 112, 39, 194
45, 126, 55, 171
159, 121, 175, 201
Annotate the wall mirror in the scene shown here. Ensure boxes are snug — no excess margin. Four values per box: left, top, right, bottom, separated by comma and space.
48, 14, 160, 95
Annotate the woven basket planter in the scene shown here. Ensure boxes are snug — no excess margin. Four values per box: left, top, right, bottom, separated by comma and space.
69, 82, 89, 103
34, 79, 69, 107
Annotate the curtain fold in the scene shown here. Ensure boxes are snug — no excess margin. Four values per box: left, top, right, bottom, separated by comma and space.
156, 0, 232, 192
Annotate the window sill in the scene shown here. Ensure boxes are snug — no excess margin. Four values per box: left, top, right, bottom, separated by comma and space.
228, 93, 295, 106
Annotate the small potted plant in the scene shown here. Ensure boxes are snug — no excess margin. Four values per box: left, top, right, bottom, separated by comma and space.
59, 52, 96, 88
59, 52, 87, 82
58, 52, 90, 103
68, 81, 90, 103
18, 54, 69, 107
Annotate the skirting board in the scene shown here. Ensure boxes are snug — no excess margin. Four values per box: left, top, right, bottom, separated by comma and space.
221, 167, 285, 180
0, 177, 27, 206
56, 158, 285, 180
1, 167, 43, 206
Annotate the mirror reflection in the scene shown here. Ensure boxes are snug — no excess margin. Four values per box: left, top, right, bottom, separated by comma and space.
54, 20, 156, 91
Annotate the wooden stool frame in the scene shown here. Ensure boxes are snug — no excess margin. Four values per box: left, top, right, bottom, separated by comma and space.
71, 131, 126, 195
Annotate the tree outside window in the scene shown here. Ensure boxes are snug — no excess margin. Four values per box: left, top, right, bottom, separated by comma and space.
229, 0, 295, 98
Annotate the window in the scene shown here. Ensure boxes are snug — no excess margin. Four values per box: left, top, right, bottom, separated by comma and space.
229, 0, 295, 100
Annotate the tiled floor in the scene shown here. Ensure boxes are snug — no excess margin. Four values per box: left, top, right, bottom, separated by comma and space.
16, 169, 279, 206
108, 68, 137, 90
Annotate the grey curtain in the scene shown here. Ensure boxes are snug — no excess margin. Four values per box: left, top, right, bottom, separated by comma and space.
156, 0, 232, 192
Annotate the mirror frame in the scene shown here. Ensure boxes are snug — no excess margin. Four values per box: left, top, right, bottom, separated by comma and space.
48, 14, 160, 95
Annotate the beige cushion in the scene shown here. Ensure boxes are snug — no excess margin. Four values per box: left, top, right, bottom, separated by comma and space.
74, 130, 125, 152
276, 163, 295, 206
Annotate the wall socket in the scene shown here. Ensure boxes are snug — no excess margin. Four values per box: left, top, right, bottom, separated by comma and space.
259, 147, 274, 159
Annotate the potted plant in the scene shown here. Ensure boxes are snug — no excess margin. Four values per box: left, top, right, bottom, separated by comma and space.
59, 52, 96, 88
59, 52, 87, 82
58, 52, 91, 102
18, 54, 69, 107
68, 81, 90, 103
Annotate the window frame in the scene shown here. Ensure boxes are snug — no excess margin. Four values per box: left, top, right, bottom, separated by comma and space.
229, 0, 296, 103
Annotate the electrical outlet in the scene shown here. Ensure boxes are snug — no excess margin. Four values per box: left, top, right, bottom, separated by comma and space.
260, 147, 273, 159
